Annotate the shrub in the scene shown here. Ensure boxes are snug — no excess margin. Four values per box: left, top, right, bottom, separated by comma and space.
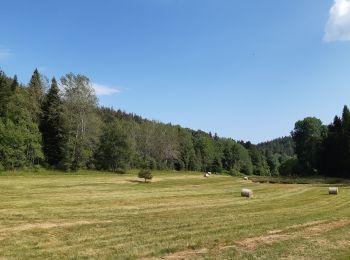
138, 169, 153, 183
33, 165, 42, 172
229, 168, 241, 176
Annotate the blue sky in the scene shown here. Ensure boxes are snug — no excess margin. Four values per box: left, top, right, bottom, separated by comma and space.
1, 0, 350, 143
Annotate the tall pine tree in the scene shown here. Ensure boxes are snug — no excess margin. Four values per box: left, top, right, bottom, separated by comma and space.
321, 116, 343, 177
27, 69, 45, 123
11, 75, 18, 92
0, 71, 12, 117
341, 106, 350, 176
40, 78, 65, 167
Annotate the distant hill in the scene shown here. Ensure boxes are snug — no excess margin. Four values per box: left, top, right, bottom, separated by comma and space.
257, 137, 295, 157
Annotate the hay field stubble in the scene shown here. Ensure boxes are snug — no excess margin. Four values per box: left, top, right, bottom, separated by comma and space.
0, 171, 350, 259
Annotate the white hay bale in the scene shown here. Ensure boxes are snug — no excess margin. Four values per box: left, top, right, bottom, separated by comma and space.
207, 172, 212, 175
329, 187, 339, 195
244, 176, 249, 181
204, 173, 210, 178
241, 188, 253, 198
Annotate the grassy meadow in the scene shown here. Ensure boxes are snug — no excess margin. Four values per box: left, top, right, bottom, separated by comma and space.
0, 170, 350, 259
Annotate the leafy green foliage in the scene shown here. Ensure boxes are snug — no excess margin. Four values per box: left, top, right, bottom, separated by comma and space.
291, 117, 327, 175
193, 131, 215, 172
60, 73, 101, 171
0, 72, 43, 170
242, 142, 271, 176
5, 67, 350, 179
279, 158, 302, 176
175, 128, 197, 171
0, 119, 43, 169
211, 156, 222, 173
95, 123, 131, 172
138, 169, 153, 182
265, 152, 280, 176
0, 67, 282, 175
222, 140, 253, 174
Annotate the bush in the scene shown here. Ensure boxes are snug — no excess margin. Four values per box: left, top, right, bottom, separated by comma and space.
138, 169, 153, 182
279, 158, 302, 176
33, 165, 42, 172
229, 168, 241, 176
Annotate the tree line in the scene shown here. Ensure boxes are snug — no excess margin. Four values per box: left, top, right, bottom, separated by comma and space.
0, 69, 293, 174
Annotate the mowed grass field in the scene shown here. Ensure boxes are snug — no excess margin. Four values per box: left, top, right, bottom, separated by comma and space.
1, 171, 350, 259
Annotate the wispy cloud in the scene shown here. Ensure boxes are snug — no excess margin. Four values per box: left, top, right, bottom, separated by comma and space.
324, 0, 350, 42
91, 82, 120, 96
0, 47, 13, 59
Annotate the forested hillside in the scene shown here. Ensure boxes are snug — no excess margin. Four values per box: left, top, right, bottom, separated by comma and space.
257, 137, 294, 157
4, 70, 350, 180
8, 68, 350, 179
2, 68, 350, 179
0, 69, 295, 175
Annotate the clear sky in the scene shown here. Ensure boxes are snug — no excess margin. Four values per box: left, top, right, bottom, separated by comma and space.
1, 0, 350, 143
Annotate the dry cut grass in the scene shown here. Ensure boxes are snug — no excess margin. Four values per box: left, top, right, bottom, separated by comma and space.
0, 171, 350, 259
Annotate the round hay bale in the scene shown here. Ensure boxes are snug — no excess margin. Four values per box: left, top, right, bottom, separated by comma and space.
329, 187, 339, 195
241, 188, 253, 198
204, 173, 210, 178
244, 176, 249, 181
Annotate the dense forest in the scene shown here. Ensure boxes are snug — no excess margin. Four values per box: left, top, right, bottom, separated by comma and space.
257, 137, 294, 157
1, 68, 348, 178
0, 69, 295, 175
287, 107, 350, 178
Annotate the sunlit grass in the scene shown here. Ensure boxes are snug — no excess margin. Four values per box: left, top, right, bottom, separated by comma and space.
0, 171, 349, 259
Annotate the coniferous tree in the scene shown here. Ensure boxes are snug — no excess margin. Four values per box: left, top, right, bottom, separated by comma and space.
27, 69, 46, 123
40, 78, 65, 167
341, 106, 350, 176
321, 106, 350, 178
0, 71, 12, 117
321, 116, 342, 176
11, 75, 18, 92
0, 77, 43, 169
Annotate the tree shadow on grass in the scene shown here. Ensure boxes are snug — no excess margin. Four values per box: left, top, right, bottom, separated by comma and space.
128, 180, 152, 184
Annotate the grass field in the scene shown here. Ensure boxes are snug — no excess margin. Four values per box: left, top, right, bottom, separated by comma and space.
1, 171, 350, 259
